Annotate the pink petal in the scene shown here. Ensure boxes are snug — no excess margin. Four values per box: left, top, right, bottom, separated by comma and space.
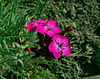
52, 35, 70, 46
27, 20, 35, 27
48, 19, 58, 27
27, 26, 36, 31
62, 46, 71, 56
53, 26, 62, 33
62, 36, 70, 46
27, 20, 36, 31
48, 42, 62, 58
52, 50, 62, 58
45, 30, 55, 37
49, 42, 55, 52
52, 34, 63, 44
36, 25, 45, 34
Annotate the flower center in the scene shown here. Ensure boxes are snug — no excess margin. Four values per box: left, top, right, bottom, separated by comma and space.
31, 26, 36, 30
58, 42, 64, 48
46, 26, 52, 31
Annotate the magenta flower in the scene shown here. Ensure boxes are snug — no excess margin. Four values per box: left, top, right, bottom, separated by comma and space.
49, 34, 71, 58
27, 19, 47, 31
36, 19, 62, 36
44, 19, 62, 37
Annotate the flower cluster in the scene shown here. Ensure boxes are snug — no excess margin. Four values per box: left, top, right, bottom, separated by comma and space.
27, 19, 62, 37
27, 19, 71, 58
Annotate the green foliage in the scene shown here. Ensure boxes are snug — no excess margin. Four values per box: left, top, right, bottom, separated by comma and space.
92, 49, 100, 70
0, 0, 100, 79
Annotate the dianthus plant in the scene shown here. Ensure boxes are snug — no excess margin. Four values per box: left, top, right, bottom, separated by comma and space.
27, 19, 72, 58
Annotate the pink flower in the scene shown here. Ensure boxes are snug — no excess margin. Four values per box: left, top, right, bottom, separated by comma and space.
27, 19, 47, 31
36, 19, 62, 36
49, 34, 71, 58
44, 19, 62, 37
